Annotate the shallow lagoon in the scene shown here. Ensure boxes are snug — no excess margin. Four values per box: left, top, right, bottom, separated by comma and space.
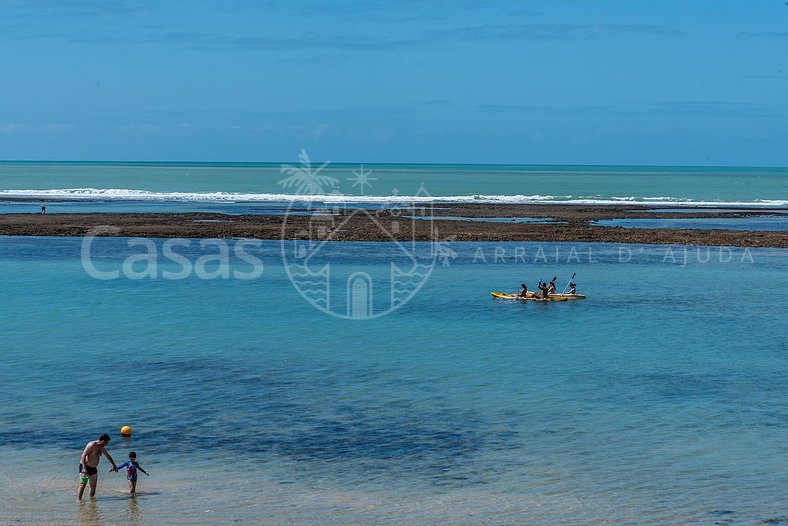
0, 238, 786, 525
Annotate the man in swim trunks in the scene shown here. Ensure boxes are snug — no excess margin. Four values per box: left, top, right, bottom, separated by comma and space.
78, 433, 119, 500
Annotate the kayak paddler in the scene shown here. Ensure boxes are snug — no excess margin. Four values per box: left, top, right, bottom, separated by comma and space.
538, 280, 550, 299
517, 283, 529, 298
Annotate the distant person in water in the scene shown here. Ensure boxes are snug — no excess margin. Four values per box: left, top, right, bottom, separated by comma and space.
113, 451, 150, 495
40, 203, 46, 214
538, 281, 549, 299
78, 433, 119, 500
517, 283, 529, 298
568, 283, 577, 295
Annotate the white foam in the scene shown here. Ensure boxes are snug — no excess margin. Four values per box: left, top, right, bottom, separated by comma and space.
0, 188, 786, 207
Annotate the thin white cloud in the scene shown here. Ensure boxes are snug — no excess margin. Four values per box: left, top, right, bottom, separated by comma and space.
739, 31, 788, 38
3, 20, 683, 52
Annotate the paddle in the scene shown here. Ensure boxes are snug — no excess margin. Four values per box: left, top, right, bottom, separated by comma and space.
560, 272, 576, 296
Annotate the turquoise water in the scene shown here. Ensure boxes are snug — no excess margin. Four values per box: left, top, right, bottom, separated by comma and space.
596, 216, 788, 231
1, 237, 786, 524
1, 161, 786, 205
0, 200, 307, 215
642, 208, 788, 214
2, 161, 787, 524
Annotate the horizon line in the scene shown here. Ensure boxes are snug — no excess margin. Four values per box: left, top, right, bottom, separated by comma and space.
1, 159, 787, 170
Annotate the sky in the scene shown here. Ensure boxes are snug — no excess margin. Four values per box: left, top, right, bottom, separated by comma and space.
0, 0, 787, 165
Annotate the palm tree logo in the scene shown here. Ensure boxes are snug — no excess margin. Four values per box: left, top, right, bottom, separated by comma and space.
278, 149, 339, 195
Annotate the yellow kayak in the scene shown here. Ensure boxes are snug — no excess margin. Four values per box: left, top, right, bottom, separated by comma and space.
490, 292, 520, 300
548, 293, 586, 300
490, 291, 568, 302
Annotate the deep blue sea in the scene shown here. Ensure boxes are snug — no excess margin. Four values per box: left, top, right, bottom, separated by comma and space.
1, 162, 787, 525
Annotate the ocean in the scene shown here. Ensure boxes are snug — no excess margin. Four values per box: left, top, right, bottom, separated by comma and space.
0, 161, 786, 206
1, 162, 787, 525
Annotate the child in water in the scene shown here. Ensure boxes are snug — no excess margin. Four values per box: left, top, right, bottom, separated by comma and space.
112, 451, 150, 494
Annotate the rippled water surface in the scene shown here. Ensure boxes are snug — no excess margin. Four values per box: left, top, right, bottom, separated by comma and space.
1, 238, 786, 525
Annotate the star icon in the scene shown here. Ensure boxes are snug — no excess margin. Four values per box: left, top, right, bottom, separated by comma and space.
347, 164, 377, 195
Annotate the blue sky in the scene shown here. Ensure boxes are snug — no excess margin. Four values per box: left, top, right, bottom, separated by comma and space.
0, 0, 786, 165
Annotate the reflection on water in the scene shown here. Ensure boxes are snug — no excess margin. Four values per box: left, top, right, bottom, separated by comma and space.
75, 489, 145, 526
126, 496, 140, 524
78, 499, 102, 526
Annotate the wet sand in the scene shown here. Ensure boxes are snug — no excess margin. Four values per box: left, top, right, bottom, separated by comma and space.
1, 204, 786, 247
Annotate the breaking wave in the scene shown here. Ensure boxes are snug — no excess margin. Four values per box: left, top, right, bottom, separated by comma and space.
0, 188, 786, 207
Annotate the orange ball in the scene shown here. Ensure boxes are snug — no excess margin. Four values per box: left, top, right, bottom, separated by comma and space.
120, 425, 132, 436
